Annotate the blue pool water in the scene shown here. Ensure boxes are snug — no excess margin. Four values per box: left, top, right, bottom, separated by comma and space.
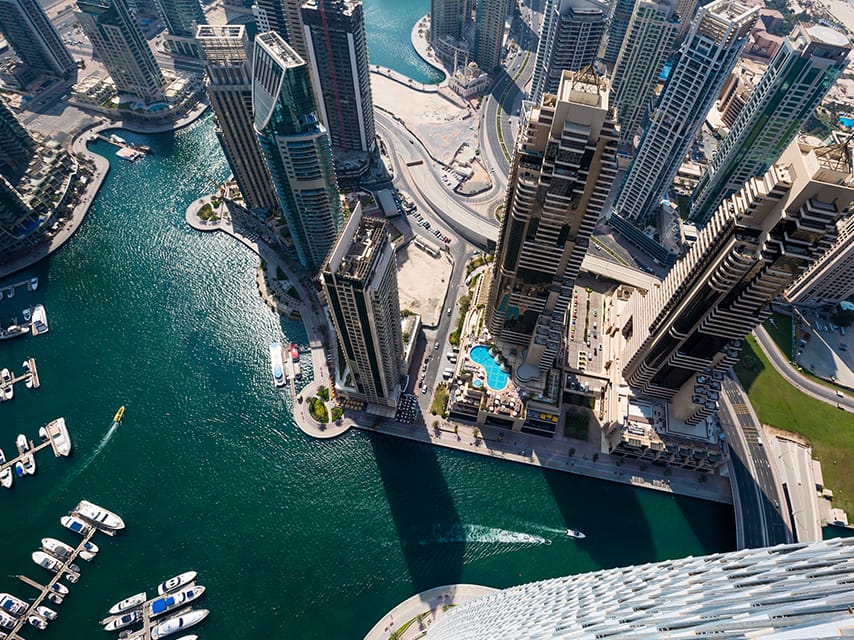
840, 116, 854, 128
470, 345, 509, 391
472, 379, 483, 388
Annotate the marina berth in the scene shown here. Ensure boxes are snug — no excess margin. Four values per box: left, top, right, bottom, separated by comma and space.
108, 592, 146, 615
149, 584, 205, 618
0, 450, 11, 488
102, 609, 142, 631
75, 499, 126, 531
157, 571, 197, 596
15, 435, 35, 475
149, 608, 208, 639
61, 514, 95, 537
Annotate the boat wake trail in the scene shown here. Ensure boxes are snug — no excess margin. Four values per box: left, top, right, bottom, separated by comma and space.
418, 524, 552, 563
66, 421, 120, 483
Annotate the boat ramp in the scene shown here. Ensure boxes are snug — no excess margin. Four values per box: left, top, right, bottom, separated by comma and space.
5, 501, 122, 640
0, 418, 71, 488
0, 358, 41, 401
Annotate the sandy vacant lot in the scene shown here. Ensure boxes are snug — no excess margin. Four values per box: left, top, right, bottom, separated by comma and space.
396, 242, 452, 327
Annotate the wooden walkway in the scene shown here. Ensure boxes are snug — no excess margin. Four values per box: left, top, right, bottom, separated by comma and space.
0, 358, 40, 398
0, 418, 71, 486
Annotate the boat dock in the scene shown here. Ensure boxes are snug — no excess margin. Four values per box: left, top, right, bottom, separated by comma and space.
0, 278, 38, 300
8, 531, 94, 640
0, 358, 41, 398
92, 134, 152, 154
0, 419, 72, 487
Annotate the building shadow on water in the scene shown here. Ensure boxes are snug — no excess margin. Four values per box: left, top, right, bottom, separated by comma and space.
542, 465, 659, 571
370, 431, 465, 593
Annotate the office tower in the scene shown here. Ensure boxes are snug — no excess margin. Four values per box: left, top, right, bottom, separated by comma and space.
620, 138, 853, 420
430, 0, 467, 53
689, 24, 850, 224
0, 97, 35, 180
76, 0, 166, 104
196, 25, 278, 214
321, 204, 404, 409
602, 0, 637, 64
154, 0, 205, 37
473, 0, 510, 72
0, 0, 76, 78
486, 69, 619, 379
425, 538, 854, 640
0, 175, 37, 258
254, 0, 307, 59
253, 31, 343, 271
610, 0, 756, 227
786, 215, 854, 309
610, 0, 678, 147
530, 0, 607, 104
302, 0, 376, 154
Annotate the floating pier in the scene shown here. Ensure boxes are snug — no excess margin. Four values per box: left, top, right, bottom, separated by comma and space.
0, 277, 38, 301
5, 501, 121, 640
0, 418, 72, 489
0, 358, 41, 401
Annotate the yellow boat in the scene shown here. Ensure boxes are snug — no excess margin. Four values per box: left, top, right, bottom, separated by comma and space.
113, 406, 125, 423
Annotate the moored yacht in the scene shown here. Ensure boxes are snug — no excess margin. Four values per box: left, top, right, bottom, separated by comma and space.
0, 592, 29, 617
42, 537, 96, 562
102, 609, 142, 631
30, 305, 48, 336
32, 550, 79, 576
290, 343, 301, 378
270, 342, 286, 387
61, 514, 94, 537
40, 418, 71, 457
0, 610, 16, 630
157, 571, 196, 595
0, 449, 11, 488
149, 584, 205, 619
149, 608, 208, 639
0, 324, 29, 341
75, 499, 125, 531
108, 592, 146, 615
15, 434, 35, 475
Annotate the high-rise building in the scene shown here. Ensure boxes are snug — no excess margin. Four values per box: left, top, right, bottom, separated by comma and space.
786, 214, 854, 309
473, 0, 509, 72
674, 0, 701, 41
322, 203, 404, 409
254, 0, 308, 59
620, 138, 853, 421
76, 0, 166, 104
530, 0, 607, 104
610, 0, 678, 146
424, 538, 854, 640
601, 0, 637, 64
0, 97, 35, 180
0, 175, 37, 259
611, 0, 757, 226
153, 0, 205, 37
0, 0, 77, 78
486, 68, 619, 379
196, 25, 278, 214
253, 31, 343, 271
302, 0, 376, 155
430, 0, 467, 54
689, 24, 851, 224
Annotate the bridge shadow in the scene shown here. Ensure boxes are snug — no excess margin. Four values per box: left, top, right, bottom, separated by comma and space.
370, 429, 464, 593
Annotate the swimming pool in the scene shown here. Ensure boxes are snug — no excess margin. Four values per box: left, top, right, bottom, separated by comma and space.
469, 345, 509, 391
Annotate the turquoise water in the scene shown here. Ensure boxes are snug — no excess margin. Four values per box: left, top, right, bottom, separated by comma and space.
840, 116, 854, 128
363, 0, 444, 84
0, 119, 733, 638
470, 345, 509, 391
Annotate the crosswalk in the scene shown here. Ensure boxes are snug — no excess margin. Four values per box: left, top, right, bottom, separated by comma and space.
731, 402, 762, 445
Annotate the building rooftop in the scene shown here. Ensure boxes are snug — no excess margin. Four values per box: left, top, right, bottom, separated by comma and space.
335, 216, 387, 281
256, 31, 304, 68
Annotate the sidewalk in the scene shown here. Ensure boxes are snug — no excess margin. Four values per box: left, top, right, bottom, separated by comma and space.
363, 584, 496, 640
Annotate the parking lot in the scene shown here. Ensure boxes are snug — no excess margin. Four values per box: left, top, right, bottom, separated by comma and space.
794, 311, 854, 389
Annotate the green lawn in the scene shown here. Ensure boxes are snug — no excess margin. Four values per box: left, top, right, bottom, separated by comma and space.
763, 312, 793, 357
735, 336, 854, 514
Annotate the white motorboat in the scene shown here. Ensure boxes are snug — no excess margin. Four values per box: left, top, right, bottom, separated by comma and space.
108, 592, 146, 615
157, 571, 197, 595
149, 584, 205, 619
40, 418, 71, 457
30, 304, 48, 336
61, 514, 94, 537
15, 434, 35, 475
50, 583, 69, 597
1, 369, 12, 402
0, 449, 11, 489
0, 324, 29, 341
33, 550, 63, 573
150, 608, 208, 639
102, 609, 142, 631
0, 610, 16, 630
270, 342, 286, 387
75, 499, 125, 531
0, 593, 29, 616
35, 606, 57, 621
42, 537, 96, 562
565, 528, 586, 540
22, 308, 31, 322
23, 361, 32, 389
82, 540, 99, 554
173, 636, 198, 640
30, 277, 38, 291
28, 614, 47, 630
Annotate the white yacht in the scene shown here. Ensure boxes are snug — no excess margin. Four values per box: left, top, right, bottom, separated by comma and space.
27, 615, 47, 630
22, 360, 32, 389
42, 537, 96, 562
15, 434, 35, 475
32, 550, 70, 573
35, 606, 56, 621
1, 369, 12, 402
102, 610, 142, 631
149, 585, 205, 619
40, 418, 71, 457
150, 608, 208, 639
75, 499, 125, 531
30, 304, 48, 336
0, 324, 29, 341
270, 342, 286, 387
0, 593, 29, 617
108, 592, 146, 615
157, 571, 197, 595
565, 529, 586, 540
61, 514, 94, 537
0, 449, 11, 488
0, 610, 16, 630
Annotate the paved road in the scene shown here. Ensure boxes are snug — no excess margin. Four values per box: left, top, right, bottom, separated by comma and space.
719, 376, 792, 548
754, 326, 854, 412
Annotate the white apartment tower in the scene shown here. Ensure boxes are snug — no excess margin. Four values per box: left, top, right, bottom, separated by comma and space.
610, 0, 679, 147
424, 538, 854, 639
486, 68, 619, 381
786, 214, 854, 309
611, 0, 757, 225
